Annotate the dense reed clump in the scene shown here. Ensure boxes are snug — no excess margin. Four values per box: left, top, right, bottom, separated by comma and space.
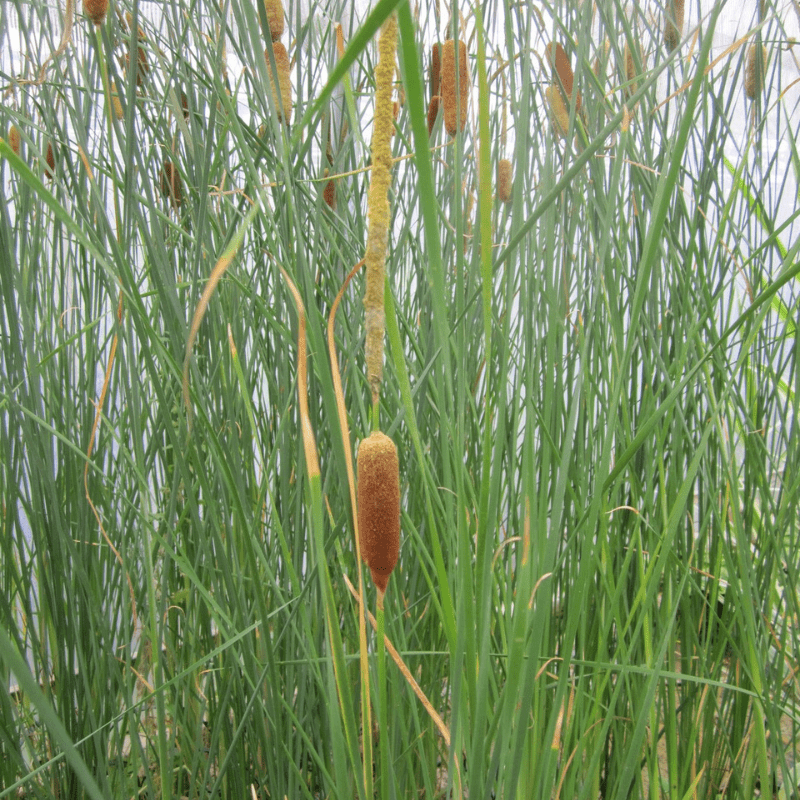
265, 42, 292, 123
745, 43, 767, 99
497, 158, 512, 204
160, 159, 183, 210
264, 0, 284, 41
357, 432, 400, 595
441, 38, 469, 136
664, 0, 684, 51
84, 0, 107, 25
8, 125, 21, 156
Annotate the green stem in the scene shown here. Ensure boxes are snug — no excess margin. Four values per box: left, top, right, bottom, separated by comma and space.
377, 600, 390, 800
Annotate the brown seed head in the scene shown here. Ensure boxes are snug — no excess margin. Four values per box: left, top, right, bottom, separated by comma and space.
546, 84, 570, 138
497, 158, 512, 204
357, 431, 400, 594
745, 44, 767, 99
265, 42, 292, 123
8, 125, 21, 156
430, 42, 442, 99
623, 43, 638, 97
84, 0, 107, 24
264, 0, 284, 41
160, 159, 183, 210
45, 141, 55, 179
110, 82, 124, 119
441, 39, 469, 136
322, 168, 336, 210
664, 0, 684, 51
427, 95, 441, 136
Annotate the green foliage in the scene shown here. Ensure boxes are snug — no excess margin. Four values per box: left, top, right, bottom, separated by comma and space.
1, 0, 798, 797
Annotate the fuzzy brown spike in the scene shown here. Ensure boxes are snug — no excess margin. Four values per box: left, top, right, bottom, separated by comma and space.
664, 0, 684, 52
357, 432, 400, 594
427, 95, 441, 136
546, 84, 569, 138
9, 125, 21, 156
322, 168, 336, 210
44, 141, 55, 179
265, 42, 292, 123
160, 159, 183, 211
84, 0, 107, 25
497, 158, 512, 204
745, 43, 767, 100
441, 39, 469, 136
430, 42, 442, 99
264, 0, 284, 41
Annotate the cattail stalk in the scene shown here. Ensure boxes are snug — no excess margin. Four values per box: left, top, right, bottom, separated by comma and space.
546, 84, 570, 138
364, 13, 397, 407
427, 96, 441, 136
357, 432, 400, 594
430, 42, 442, 99
441, 38, 469, 136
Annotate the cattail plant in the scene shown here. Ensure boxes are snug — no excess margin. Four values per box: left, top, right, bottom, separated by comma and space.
497, 158, 512, 204
430, 42, 442, 99
546, 84, 570, 138
593, 38, 610, 78
363, 13, 397, 406
265, 42, 292, 123
545, 41, 580, 112
84, 0, 107, 25
44, 141, 55, 179
745, 44, 767, 100
664, 0, 684, 52
8, 125, 21, 156
623, 43, 638, 97
110, 83, 124, 120
441, 38, 469, 136
323, 168, 336, 210
263, 0, 284, 41
160, 159, 183, 211
357, 432, 400, 594
427, 95, 441, 136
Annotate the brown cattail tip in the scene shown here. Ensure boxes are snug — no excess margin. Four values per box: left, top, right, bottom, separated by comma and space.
427, 95, 441, 136
160, 159, 183, 209
264, 0, 284, 41
745, 44, 767, 99
545, 42, 575, 101
45, 142, 55, 178
441, 39, 470, 136
265, 42, 292, 123
623, 43, 639, 97
322, 169, 336, 210
497, 158, 512, 204
84, 0, 107, 24
8, 125, 21, 156
546, 84, 570, 138
357, 431, 400, 594
430, 42, 442, 99
664, 0, 684, 51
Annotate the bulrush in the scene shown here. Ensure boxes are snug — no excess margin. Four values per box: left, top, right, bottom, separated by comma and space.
427, 95, 441, 136
45, 141, 55, 179
323, 168, 336, 210
664, 0, 684, 52
430, 42, 442, 98
8, 125, 21, 156
545, 41, 580, 112
441, 38, 469, 136
357, 431, 400, 594
160, 159, 183, 210
84, 0, 107, 25
623, 43, 638, 97
546, 84, 570, 138
497, 158, 512, 204
264, 0, 284, 41
265, 42, 292, 123
745, 44, 767, 99
111, 83, 124, 119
